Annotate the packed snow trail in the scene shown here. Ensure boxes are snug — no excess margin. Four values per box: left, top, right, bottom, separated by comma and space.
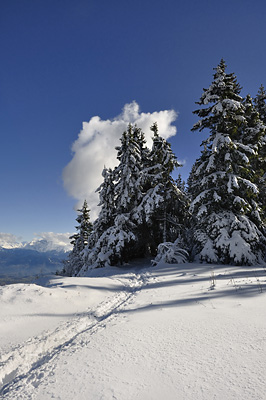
0, 268, 150, 397
1, 263, 266, 399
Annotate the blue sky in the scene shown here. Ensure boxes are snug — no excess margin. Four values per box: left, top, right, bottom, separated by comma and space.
1, 0, 266, 242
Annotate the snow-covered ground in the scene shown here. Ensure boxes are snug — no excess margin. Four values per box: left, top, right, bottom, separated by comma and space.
1, 261, 266, 399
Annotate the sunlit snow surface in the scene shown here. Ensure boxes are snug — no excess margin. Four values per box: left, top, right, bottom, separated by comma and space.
1, 261, 266, 399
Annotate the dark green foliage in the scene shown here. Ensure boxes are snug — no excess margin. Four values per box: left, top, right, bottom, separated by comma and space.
61, 200, 93, 276
65, 60, 266, 273
189, 60, 266, 264
192, 59, 243, 136
82, 123, 189, 269
254, 85, 266, 124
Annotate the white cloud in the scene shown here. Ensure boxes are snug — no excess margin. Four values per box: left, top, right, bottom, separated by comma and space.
63, 101, 178, 219
32, 232, 72, 251
0, 233, 22, 248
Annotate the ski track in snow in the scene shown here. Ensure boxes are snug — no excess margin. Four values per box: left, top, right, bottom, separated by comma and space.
1, 264, 266, 399
0, 270, 151, 398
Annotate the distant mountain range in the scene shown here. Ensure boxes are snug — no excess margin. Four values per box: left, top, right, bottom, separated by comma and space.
0, 238, 71, 285
0, 236, 72, 252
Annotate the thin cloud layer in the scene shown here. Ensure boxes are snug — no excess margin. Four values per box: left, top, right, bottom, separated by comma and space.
32, 232, 72, 251
0, 233, 21, 248
63, 101, 178, 218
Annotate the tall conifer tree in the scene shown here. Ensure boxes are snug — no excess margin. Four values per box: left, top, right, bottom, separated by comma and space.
254, 85, 266, 124
62, 200, 93, 276
83, 125, 145, 268
134, 123, 189, 255
92, 167, 116, 241
189, 60, 265, 265
249, 90, 266, 220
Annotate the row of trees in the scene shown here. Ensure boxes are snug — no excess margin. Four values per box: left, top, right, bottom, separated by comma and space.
62, 59, 266, 275
62, 122, 189, 276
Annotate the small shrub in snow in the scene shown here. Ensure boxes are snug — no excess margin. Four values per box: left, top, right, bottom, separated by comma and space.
152, 239, 189, 265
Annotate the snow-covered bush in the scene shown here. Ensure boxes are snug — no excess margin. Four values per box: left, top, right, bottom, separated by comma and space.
152, 239, 189, 265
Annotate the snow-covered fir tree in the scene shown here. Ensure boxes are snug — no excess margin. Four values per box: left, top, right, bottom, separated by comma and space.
254, 85, 266, 124
242, 94, 266, 189
189, 59, 266, 265
82, 124, 146, 269
137, 123, 189, 245
93, 167, 116, 241
242, 94, 264, 147
252, 89, 266, 219
176, 173, 186, 192
62, 200, 93, 276
114, 124, 146, 214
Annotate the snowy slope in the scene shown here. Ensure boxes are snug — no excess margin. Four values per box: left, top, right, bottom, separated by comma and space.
1, 262, 266, 399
